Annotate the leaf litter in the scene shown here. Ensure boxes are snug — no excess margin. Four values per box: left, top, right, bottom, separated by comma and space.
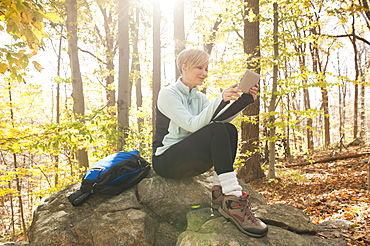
250, 146, 370, 246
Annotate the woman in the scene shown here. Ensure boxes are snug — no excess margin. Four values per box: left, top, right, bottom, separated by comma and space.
152, 49, 268, 238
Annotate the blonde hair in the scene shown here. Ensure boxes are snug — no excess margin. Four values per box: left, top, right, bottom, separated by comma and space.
176, 49, 209, 74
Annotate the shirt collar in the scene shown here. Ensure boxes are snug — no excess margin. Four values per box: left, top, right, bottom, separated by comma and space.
176, 76, 198, 96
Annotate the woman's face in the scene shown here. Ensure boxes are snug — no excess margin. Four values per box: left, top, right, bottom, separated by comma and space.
181, 62, 209, 89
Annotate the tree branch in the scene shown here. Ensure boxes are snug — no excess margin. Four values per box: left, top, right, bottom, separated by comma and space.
59, 34, 107, 65
78, 48, 106, 65
322, 33, 370, 46
205, 14, 222, 55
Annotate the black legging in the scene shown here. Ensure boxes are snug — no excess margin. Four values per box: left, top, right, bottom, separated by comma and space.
152, 93, 255, 179
153, 122, 237, 179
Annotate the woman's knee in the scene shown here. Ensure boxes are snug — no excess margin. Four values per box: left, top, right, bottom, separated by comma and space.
209, 122, 237, 136
224, 122, 237, 135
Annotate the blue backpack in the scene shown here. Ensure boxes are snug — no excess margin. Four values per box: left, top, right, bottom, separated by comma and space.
68, 150, 151, 207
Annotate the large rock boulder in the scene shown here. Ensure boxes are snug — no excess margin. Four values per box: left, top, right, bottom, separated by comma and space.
28, 170, 346, 246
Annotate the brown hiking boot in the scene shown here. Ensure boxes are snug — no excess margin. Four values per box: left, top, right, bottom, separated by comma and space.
211, 185, 224, 209
218, 193, 268, 237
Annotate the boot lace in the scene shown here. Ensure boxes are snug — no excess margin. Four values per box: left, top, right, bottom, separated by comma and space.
240, 195, 258, 224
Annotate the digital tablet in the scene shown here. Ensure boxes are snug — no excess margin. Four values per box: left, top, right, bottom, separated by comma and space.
238, 69, 260, 93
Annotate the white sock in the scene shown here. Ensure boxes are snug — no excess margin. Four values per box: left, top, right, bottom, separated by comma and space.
212, 171, 221, 186
218, 171, 243, 197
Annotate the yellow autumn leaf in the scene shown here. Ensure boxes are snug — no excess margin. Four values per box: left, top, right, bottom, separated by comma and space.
33, 28, 44, 42
42, 12, 63, 23
32, 61, 43, 72
0, 63, 8, 73
8, 11, 21, 26
30, 43, 39, 55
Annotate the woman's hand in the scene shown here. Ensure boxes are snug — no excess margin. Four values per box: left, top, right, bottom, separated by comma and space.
222, 83, 242, 102
249, 84, 259, 101
222, 83, 259, 102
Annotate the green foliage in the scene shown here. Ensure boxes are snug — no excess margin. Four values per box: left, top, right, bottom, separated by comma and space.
0, 105, 153, 186
53, 76, 72, 84
1, 110, 151, 162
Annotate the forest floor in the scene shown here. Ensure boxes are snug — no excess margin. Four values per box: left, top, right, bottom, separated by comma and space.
250, 145, 370, 246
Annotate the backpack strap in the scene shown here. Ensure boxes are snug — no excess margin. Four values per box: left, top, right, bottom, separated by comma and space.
94, 164, 151, 195
68, 190, 92, 207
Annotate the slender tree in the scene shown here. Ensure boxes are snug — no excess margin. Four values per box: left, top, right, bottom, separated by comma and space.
153, 0, 161, 135
174, 0, 185, 79
292, 17, 314, 152
359, 47, 368, 137
98, 4, 118, 107
66, 0, 89, 168
117, 0, 131, 149
267, 2, 279, 180
307, 4, 332, 147
75, 0, 118, 108
335, 51, 348, 147
7, 83, 27, 240
55, 28, 63, 186
350, 9, 359, 139
131, 8, 144, 128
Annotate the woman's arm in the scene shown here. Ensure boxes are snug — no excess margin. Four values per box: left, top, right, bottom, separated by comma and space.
157, 88, 224, 133
212, 84, 259, 122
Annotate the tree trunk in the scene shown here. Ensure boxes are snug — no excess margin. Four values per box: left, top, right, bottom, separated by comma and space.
292, 18, 313, 152
117, 0, 130, 150
290, 93, 302, 152
358, 27, 366, 139
337, 52, 347, 142
153, 0, 161, 136
267, 2, 279, 180
359, 83, 365, 138
310, 44, 330, 147
298, 50, 313, 152
351, 10, 359, 139
174, 0, 185, 79
66, 0, 88, 168
362, 0, 370, 21
131, 8, 144, 129
321, 86, 330, 146
7, 83, 27, 239
56, 33, 62, 125
204, 15, 222, 55
55, 30, 62, 186
8, 181, 15, 239
238, 0, 265, 183
13, 154, 27, 239
308, 16, 330, 147
303, 88, 314, 151
339, 82, 345, 139
283, 41, 292, 161
99, 6, 116, 107
66, 0, 85, 117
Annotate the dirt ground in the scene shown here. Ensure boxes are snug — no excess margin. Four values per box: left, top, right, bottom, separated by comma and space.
250, 147, 370, 245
